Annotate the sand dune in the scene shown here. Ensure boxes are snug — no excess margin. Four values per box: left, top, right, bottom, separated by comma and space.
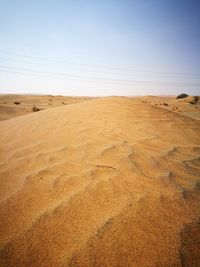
0, 96, 200, 266
139, 95, 200, 121
0, 94, 93, 121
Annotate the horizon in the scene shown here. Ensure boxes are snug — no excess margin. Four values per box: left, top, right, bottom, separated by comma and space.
0, 0, 200, 96
0, 93, 185, 97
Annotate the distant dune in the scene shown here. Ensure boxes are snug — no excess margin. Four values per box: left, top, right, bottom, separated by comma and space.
138, 95, 200, 121
0, 96, 200, 266
0, 94, 94, 121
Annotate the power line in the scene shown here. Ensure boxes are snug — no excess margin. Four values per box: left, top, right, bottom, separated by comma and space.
0, 65, 199, 86
1, 55, 199, 80
1, 69, 159, 86
0, 49, 199, 77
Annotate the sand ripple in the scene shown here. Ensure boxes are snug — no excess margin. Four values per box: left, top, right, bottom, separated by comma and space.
0, 97, 200, 266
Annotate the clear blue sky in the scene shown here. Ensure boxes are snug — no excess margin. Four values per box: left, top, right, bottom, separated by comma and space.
0, 0, 199, 95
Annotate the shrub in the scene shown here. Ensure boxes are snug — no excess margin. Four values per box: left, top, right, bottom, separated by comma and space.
189, 96, 199, 105
32, 106, 40, 112
176, 93, 188, 99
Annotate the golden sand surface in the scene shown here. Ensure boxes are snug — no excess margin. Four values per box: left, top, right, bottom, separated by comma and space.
0, 96, 200, 266
0, 94, 93, 121
139, 95, 200, 120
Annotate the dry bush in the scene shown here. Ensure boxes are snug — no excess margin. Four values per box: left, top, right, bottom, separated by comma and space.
176, 93, 188, 99
189, 96, 199, 105
32, 106, 40, 112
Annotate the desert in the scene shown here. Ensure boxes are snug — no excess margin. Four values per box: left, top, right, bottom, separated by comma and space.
1, 0, 200, 266
0, 94, 200, 266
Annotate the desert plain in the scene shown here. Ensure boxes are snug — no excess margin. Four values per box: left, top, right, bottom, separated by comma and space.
0, 94, 200, 266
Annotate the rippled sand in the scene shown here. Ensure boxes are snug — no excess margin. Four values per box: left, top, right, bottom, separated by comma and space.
0, 96, 200, 266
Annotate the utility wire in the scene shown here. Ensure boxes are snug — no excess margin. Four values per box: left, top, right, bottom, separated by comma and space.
0, 65, 199, 86
0, 55, 199, 80
0, 49, 199, 77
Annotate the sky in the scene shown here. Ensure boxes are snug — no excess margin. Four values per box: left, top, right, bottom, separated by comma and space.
0, 0, 200, 96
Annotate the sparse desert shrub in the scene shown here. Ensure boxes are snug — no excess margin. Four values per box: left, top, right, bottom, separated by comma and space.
182, 189, 189, 199
14, 101, 20, 105
32, 106, 40, 112
195, 181, 200, 192
189, 96, 199, 105
176, 93, 188, 99
163, 103, 169, 106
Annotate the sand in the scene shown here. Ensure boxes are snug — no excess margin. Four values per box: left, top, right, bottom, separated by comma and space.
0, 96, 200, 266
0, 95, 93, 121
139, 95, 200, 120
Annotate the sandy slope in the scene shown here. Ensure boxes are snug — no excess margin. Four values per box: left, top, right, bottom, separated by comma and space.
0, 96, 200, 266
0, 95, 93, 121
139, 95, 200, 121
